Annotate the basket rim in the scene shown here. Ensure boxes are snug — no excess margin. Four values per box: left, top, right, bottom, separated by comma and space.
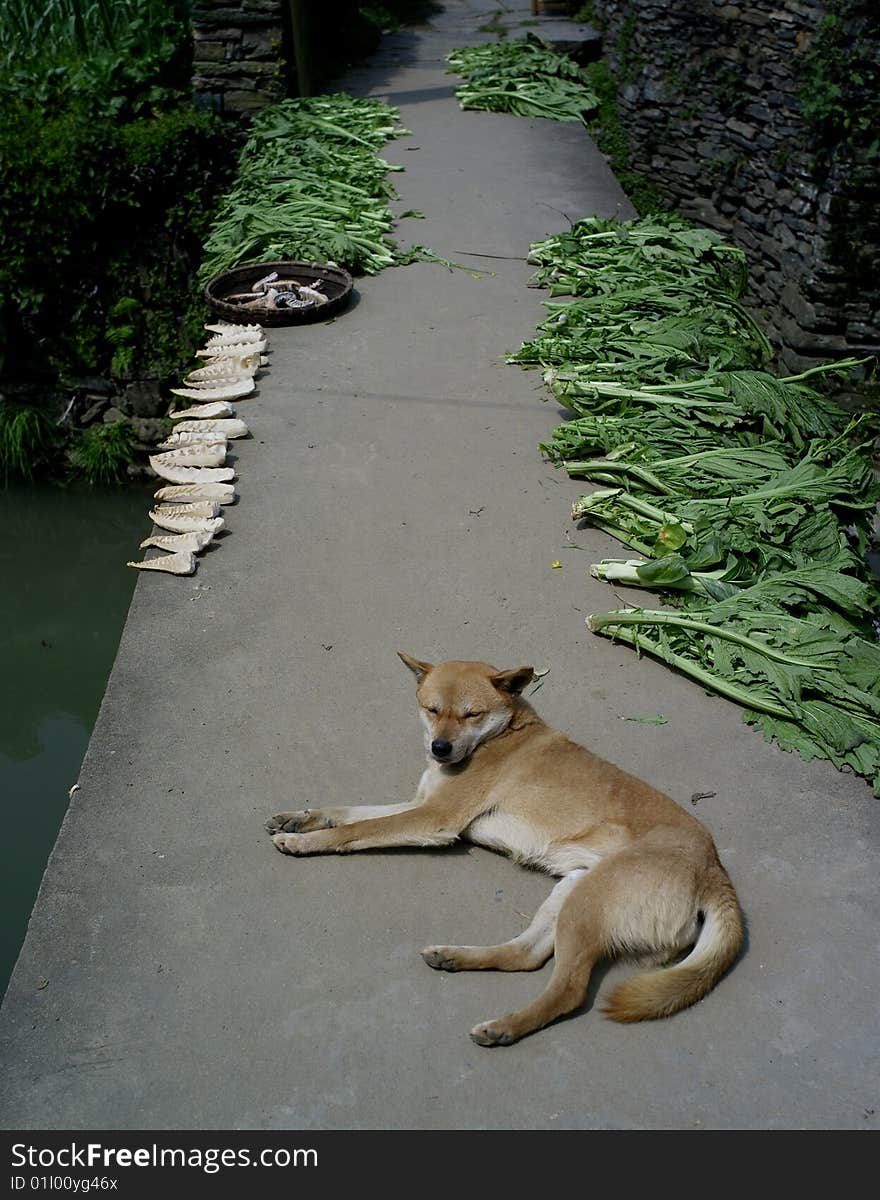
203, 259, 354, 326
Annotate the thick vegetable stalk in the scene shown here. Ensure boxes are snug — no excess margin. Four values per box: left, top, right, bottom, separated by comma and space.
587, 601, 880, 795
591, 557, 742, 603
545, 363, 859, 447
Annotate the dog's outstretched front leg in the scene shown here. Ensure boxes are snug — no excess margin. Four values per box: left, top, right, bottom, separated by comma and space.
265, 802, 418, 836
268, 805, 465, 856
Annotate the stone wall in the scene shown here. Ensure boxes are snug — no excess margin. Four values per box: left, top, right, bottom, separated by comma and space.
191, 0, 286, 117
592, 0, 879, 371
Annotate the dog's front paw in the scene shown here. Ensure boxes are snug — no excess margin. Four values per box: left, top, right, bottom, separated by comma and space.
470, 1019, 517, 1048
265, 809, 331, 835
422, 946, 461, 972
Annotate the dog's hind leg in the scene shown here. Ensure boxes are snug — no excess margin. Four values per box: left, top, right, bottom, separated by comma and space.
470, 869, 603, 1046
422, 869, 588, 973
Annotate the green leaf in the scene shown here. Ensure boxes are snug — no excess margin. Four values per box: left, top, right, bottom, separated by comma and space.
635, 555, 691, 585
654, 522, 689, 553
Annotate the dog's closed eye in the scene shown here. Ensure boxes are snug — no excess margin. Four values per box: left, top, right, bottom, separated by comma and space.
463, 712, 484, 720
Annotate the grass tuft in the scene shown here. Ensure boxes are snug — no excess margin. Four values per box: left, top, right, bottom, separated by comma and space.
0, 400, 56, 480
68, 419, 136, 485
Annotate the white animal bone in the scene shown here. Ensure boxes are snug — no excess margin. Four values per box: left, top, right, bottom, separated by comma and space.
184, 357, 260, 384
139, 530, 216, 553
195, 340, 266, 359
156, 431, 228, 450
148, 507, 225, 535
252, 271, 278, 292
148, 463, 235, 484
204, 324, 265, 342
180, 373, 251, 390
151, 501, 221, 520
297, 285, 328, 306
172, 419, 248, 439
170, 379, 255, 401
151, 445, 226, 471
127, 552, 196, 575
154, 482, 236, 505
168, 401, 234, 421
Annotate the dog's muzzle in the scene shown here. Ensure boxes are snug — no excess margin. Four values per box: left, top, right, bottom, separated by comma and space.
431, 738, 453, 761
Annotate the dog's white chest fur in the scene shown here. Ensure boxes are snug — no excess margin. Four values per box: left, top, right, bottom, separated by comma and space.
465, 811, 602, 877
416, 764, 601, 876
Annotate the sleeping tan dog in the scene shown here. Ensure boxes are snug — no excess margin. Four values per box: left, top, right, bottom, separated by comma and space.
266, 653, 743, 1046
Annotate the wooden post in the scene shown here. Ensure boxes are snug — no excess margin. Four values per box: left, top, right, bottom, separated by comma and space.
287, 0, 312, 97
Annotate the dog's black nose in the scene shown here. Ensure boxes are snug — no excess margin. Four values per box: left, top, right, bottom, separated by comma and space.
431, 739, 453, 759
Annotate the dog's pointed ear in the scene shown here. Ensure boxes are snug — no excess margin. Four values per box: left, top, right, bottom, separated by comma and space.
490, 666, 534, 695
397, 651, 434, 682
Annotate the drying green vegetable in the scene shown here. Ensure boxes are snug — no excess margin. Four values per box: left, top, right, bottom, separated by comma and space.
565, 443, 793, 496
511, 307, 771, 375
448, 38, 588, 84
507, 220, 772, 379
447, 38, 598, 122
547, 363, 858, 449
446, 45, 880, 790
527, 213, 750, 299
541, 409, 770, 464
572, 438, 877, 584
588, 590, 880, 795
567, 424, 876, 508
200, 94, 410, 281
517, 210, 878, 792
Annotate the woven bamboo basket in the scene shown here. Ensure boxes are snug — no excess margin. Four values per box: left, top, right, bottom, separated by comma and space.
203, 260, 354, 326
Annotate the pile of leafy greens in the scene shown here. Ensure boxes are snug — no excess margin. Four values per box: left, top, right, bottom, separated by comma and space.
526, 212, 880, 794
200, 95, 411, 281
446, 37, 880, 793
447, 37, 598, 122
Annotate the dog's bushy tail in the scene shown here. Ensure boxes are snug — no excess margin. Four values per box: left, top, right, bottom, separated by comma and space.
602, 867, 743, 1023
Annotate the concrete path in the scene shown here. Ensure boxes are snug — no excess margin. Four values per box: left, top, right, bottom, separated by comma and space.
2, 1, 878, 1130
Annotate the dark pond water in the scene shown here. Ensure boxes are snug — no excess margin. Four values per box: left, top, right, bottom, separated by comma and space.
0, 480, 150, 995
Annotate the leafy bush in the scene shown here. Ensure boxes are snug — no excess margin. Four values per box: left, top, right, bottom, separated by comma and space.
0, 0, 234, 395
0, 399, 57, 480
68, 419, 137, 484
0, 98, 233, 381
0, 0, 191, 118
798, 0, 880, 150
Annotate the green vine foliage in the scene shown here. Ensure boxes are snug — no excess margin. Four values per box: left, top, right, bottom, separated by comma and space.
798, 0, 880, 153
796, 1, 880, 288
584, 61, 669, 217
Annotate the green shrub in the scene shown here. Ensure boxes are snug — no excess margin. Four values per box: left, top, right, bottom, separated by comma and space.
0, 99, 233, 380
798, 0, 880, 150
68, 420, 137, 485
0, 399, 57, 480
0, 1, 191, 118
